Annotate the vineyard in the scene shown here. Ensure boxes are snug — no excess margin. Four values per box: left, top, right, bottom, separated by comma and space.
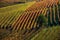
0, 0, 60, 40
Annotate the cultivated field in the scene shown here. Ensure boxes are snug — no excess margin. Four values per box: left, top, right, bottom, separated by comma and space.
0, 0, 60, 40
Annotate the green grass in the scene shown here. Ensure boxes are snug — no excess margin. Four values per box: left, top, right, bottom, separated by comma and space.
0, 1, 35, 13
31, 26, 60, 40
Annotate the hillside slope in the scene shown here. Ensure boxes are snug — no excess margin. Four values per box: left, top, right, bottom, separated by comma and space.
31, 26, 60, 40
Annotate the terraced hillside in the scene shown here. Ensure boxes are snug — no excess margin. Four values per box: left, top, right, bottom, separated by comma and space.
0, 0, 60, 40
0, 1, 35, 29
0, 2, 36, 40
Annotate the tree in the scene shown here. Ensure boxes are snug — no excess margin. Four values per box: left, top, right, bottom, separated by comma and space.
37, 14, 48, 26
